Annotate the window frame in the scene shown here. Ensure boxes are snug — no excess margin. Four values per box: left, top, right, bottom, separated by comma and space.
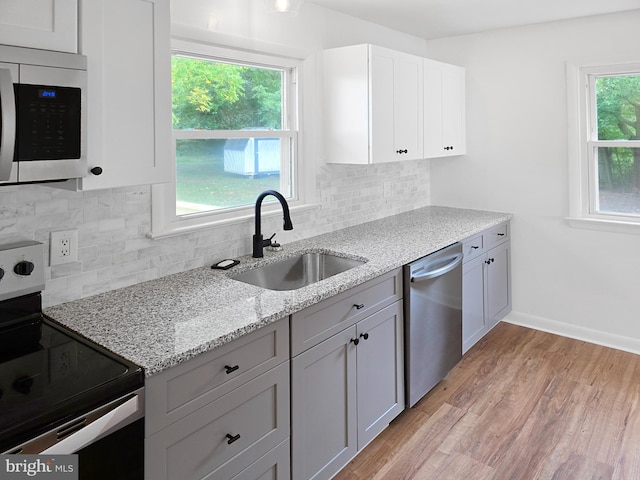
151, 40, 307, 237
567, 60, 640, 234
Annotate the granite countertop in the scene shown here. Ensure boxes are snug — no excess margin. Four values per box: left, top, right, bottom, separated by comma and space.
44, 206, 512, 377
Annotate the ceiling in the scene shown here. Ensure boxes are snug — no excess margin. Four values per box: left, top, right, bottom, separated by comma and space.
307, 0, 640, 40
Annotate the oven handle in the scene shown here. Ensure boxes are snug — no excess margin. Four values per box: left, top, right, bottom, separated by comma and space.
0, 67, 16, 181
41, 391, 142, 455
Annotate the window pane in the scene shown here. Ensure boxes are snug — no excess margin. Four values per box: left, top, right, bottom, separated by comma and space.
176, 139, 286, 216
596, 74, 640, 141
172, 56, 284, 131
595, 146, 640, 216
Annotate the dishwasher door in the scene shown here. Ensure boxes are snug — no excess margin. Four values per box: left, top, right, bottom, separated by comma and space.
404, 243, 463, 407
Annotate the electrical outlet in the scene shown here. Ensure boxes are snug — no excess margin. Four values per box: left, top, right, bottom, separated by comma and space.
383, 181, 392, 198
50, 230, 78, 266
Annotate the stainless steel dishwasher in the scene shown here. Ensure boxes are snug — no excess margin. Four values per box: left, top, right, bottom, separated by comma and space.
404, 242, 463, 407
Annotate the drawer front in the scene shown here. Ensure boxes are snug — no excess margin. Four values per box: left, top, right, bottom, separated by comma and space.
146, 318, 289, 435
146, 362, 290, 480
291, 269, 402, 356
484, 222, 509, 248
228, 439, 290, 480
461, 234, 484, 262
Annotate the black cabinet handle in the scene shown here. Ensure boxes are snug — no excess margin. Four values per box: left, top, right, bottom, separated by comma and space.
224, 365, 239, 374
350, 338, 360, 346
444, 146, 455, 151
396, 149, 408, 154
485, 258, 495, 265
471, 245, 479, 250
226, 433, 241, 444
354, 303, 365, 310
497, 233, 505, 237
90, 166, 103, 176
359, 333, 369, 341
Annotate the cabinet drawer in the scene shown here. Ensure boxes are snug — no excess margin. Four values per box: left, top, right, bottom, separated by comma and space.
484, 223, 509, 248
230, 439, 290, 480
291, 269, 402, 356
146, 362, 290, 480
146, 318, 288, 435
461, 234, 484, 262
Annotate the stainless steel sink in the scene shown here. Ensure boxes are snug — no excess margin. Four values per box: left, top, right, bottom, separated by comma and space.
231, 252, 366, 291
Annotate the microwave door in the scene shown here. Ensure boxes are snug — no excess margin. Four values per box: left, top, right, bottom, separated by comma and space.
0, 67, 17, 182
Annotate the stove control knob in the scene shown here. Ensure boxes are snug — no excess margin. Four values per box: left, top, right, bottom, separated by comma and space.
14, 261, 35, 276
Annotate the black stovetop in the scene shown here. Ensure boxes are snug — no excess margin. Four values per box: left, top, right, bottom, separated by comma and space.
0, 293, 143, 452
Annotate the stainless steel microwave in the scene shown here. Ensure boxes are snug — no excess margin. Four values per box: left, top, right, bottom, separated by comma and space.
0, 44, 87, 185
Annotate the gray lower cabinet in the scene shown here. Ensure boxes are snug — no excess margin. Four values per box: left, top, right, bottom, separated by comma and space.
462, 222, 512, 353
291, 269, 404, 480
145, 318, 290, 480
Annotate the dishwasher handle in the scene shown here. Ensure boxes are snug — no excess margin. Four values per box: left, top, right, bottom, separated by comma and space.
410, 253, 463, 282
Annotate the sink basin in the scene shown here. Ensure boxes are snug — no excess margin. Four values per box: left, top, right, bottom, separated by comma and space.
231, 252, 366, 291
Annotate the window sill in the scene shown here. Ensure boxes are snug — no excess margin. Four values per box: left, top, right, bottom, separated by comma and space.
148, 202, 319, 239
565, 216, 640, 235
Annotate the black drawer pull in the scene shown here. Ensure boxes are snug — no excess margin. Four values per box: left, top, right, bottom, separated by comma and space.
471, 245, 479, 250
226, 433, 241, 444
497, 233, 505, 236
360, 333, 369, 341
354, 303, 365, 310
350, 338, 360, 346
224, 365, 239, 374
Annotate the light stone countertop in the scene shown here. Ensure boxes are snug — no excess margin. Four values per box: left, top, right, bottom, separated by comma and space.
44, 206, 512, 377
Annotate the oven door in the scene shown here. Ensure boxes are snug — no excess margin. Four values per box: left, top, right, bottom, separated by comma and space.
5, 388, 144, 480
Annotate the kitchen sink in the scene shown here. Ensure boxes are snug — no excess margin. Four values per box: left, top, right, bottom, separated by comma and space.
231, 252, 366, 291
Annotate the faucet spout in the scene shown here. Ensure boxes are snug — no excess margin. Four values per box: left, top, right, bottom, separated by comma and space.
253, 190, 294, 258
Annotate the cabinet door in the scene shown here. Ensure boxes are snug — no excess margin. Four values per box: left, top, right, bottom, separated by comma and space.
441, 64, 466, 156
462, 255, 486, 354
370, 46, 423, 163
356, 301, 404, 449
78, 0, 171, 190
424, 59, 466, 158
291, 327, 357, 480
370, 47, 396, 164
486, 241, 511, 328
0, 0, 77, 53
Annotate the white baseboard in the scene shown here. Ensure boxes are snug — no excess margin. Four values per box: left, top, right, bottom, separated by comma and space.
503, 311, 640, 356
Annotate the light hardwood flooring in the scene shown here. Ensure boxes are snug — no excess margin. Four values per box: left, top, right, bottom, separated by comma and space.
334, 322, 640, 480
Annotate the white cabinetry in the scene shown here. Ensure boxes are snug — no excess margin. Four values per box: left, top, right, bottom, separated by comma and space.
145, 318, 290, 480
423, 58, 466, 158
74, 0, 171, 190
0, 0, 78, 53
324, 44, 423, 164
462, 222, 511, 353
291, 270, 404, 480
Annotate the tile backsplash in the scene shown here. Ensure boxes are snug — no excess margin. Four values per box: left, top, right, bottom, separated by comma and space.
0, 159, 430, 307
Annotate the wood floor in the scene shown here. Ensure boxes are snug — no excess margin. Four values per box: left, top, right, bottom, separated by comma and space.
334, 322, 640, 480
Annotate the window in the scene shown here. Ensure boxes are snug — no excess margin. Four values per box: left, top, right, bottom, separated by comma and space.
568, 62, 640, 231
152, 41, 303, 236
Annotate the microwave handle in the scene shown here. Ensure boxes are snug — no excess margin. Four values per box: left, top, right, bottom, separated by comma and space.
0, 68, 16, 181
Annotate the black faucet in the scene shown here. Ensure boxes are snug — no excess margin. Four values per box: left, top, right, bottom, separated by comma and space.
253, 190, 293, 258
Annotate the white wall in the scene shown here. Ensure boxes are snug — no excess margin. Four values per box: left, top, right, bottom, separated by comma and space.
426, 10, 640, 352
0, 1, 432, 307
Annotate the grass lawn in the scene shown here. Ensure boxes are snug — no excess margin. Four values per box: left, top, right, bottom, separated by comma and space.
176, 139, 280, 210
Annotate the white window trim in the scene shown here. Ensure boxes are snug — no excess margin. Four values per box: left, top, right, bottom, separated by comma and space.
566, 59, 640, 235
150, 39, 312, 238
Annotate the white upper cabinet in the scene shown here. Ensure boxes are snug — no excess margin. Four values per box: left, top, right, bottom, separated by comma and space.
423, 58, 466, 158
0, 0, 78, 53
324, 44, 423, 164
74, 0, 171, 190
